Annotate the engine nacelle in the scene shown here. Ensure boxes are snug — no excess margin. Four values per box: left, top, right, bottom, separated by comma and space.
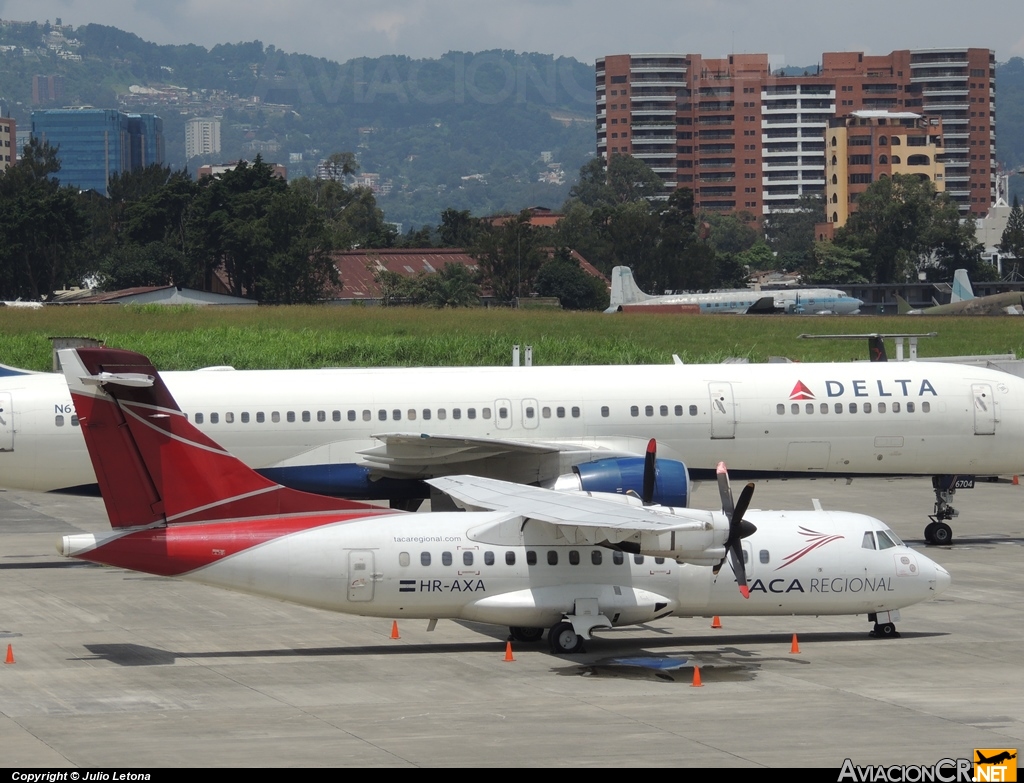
552, 456, 690, 508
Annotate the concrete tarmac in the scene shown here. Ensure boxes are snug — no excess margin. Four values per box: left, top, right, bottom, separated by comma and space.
1, 477, 1022, 768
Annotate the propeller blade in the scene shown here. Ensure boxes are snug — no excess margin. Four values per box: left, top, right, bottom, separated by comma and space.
713, 464, 757, 598
732, 482, 755, 524
716, 461, 734, 518
642, 438, 657, 505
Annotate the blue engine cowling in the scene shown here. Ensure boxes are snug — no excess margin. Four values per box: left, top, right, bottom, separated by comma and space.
568, 456, 690, 508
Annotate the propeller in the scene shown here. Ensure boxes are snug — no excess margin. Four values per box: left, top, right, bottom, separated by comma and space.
641, 438, 657, 505
713, 461, 757, 598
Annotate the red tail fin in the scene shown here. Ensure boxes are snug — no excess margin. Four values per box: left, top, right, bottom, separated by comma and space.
61, 348, 381, 528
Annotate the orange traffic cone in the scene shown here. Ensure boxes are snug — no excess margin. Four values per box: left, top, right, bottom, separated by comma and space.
711, 615, 722, 629
504, 641, 515, 662
790, 634, 801, 654
390, 621, 400, 639
691, 666, 703, 687
4, 644, 14, 664
1013, 475, 1019, 486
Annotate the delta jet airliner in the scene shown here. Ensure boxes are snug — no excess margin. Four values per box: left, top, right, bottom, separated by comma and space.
2, 353, 1023, 544
56, 347, 950, 651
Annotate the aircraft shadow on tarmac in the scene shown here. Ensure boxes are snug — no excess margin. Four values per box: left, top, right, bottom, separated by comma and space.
79, 629, 949, 668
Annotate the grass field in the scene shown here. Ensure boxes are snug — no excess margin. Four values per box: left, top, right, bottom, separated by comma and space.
1, 305, 1021, 371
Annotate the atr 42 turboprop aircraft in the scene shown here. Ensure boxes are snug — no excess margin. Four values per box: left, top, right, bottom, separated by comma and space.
55, 347, 950, 651
896, 269, 1024, 316
607, 266, 863, 314
2, 350, 1024, 545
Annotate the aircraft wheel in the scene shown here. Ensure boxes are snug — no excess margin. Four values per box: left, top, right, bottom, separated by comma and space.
548, 621, 584, 654
930, 522, 953, 546
509, 626, 544, 643
923, 522, 937, 544
873, 622, 899, 638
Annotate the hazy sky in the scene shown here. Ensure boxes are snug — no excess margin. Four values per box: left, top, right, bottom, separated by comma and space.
1, 0, 1021, 66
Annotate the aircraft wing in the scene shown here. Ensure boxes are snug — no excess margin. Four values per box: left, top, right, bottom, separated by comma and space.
359, 433, 636, 477
427, 474, 725, 563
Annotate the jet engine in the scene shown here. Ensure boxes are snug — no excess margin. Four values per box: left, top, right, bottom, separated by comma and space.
550, 456, 690, 508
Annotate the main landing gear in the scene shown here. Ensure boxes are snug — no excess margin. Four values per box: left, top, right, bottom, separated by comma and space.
507, 623, 588, 654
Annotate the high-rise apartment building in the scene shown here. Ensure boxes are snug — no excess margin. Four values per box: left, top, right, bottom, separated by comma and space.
595, 48, 995, 218
0, 116, 15, 173
31, 108, 165, 195
185, 117, 222, 160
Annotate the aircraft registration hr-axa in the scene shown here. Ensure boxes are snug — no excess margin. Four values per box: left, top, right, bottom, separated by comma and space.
2, 352, 1022, 544
55, 347, 950, 651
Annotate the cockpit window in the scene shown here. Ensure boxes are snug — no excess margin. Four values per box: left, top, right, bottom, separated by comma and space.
862, 532, 876, 550
881, 528, 904, 547
876, 530, 898, 550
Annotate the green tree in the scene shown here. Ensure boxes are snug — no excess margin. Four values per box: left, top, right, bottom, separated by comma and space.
764, 194, 824, 270
0, 139, 87, 300
471, 210, 545, 305
999, 195, 1024, 279
802, 242, 870, 285
534, 252, 608, 310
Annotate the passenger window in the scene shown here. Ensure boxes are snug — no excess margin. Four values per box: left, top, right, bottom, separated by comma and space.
591, 550, 603, 565
505, 551, 515, 565
195, 412, 204, 424
463, 551, 473, 566
55, 415, 64, 427
272, 411, 280, 423
452, 408, 460, 420
759, 549, 770, 564
525, 407, 534, 419
241, 412, 250, 423
571, 406, 580, 418
378, 410, 387, 422
791, 403, 799, 415
878, 403, 886, 413
613, 551, 624, 565
257, 412, 266, 423
302, 411, 310, 423
542, 407, 551, 418
655, 557, 665, 564
466, 408, 475, 420
644, 405, 653, 417
225, 412, 234, 423
210, 413, 219, 424
409, 409, 417, 421
569, 550, 580, 565
423, 409, 432, 420
689, 405, 698, 416
849, 403, 858, 413
835, 403, 843, 414
820, 403, 828, 414
71, 415, 79, 427
674, 405, 683, 416
631, 406, 639, 417
556, 406, 565, 418
317, 411, 326, 422
498, 407, 508, 419
482, 408, 491, 419
633, 554, 644, 565
863, 402, 872, 413
332, 410, 341, 422
442, 552, 453, 566
921, 402, 929, 413
777, 404, 785, 415
660, 405, 668, 417
893, 402, 901, 413
421, 552, 431, 566
862, 532, 876, 550
484, 551, 494, 566
286, 411, 295, 423
601, 406, 610, 417
399, 552, 410, 567
547, 550, 558, 566
806, 403, 813, 414
362, 410, 371, 421
393, 409, 401, 421
526, 550, 537, 566
438, 409, 447, 420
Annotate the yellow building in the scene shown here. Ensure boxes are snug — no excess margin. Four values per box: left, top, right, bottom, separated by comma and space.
825, 111, 945, 228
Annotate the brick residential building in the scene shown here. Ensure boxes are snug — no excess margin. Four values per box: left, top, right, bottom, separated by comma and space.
596, 48, 996, 218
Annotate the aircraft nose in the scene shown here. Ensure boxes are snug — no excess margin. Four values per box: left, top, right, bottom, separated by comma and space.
932, 562, 951, 594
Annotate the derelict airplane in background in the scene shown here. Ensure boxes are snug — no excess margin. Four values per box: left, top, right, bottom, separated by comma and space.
607, 266, 863, 314
897, 268, 1024, 315
3, 347, 1024, 544
56, 347, 950, 651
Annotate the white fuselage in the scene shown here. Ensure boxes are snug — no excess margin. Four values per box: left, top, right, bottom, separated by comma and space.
61, 508, 949, 634
4, 360, 1024, 492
